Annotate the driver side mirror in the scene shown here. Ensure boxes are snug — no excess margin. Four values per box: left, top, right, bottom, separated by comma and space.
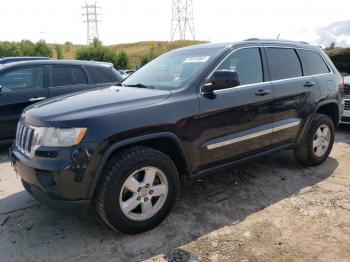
202, 70, 240, 94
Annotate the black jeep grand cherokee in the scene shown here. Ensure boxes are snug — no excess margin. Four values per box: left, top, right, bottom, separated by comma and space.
11, 40, 344, 234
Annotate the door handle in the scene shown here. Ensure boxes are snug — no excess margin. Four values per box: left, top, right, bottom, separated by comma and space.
304, 81, 316, 87
255, 90, 271, 96
29, 97, 46, 102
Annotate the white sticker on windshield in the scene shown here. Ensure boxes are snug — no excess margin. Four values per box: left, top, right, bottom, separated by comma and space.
184, 56, 210, 63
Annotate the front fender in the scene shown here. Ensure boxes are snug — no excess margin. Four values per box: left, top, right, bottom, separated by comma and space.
86, 132, 191, 198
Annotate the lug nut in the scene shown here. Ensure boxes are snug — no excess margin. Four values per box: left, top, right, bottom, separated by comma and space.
149, 190, 154, 195
137, 187, 142, 192
137, 196, 141, 201
144, 197, 149, 202
145, 184, 150, 188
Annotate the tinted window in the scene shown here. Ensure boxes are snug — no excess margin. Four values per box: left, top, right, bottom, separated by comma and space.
52, 66, 87, 87
267, 48, 302, 81
0, 67, 43, 92
218, 47, 263, 85
298, 49, 330, 76
88, 67, 118, 84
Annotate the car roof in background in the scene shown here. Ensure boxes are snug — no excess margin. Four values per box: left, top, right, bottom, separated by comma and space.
0, 59, 114, 69
0, 56, 50, 60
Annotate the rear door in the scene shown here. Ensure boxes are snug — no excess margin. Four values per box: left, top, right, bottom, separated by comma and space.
265, 47, 316, 145
198, 47, 274, 168
48, 65, 95, 97
0, 66, 48, 140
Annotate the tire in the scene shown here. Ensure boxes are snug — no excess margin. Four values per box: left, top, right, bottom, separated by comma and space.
95, 146, 179, 234
294, 114, 335, 166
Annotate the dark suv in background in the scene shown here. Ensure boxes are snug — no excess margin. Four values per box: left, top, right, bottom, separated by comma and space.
11, 40, 343, 234
0, 60, 122, 142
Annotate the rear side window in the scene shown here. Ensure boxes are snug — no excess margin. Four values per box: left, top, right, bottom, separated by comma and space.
0, 67, 43, 92
298, 49, 330, 76
87, 67, 120, 84
52, 66, 87, 87
266, 48, 302, 81
218, 47, 263, 85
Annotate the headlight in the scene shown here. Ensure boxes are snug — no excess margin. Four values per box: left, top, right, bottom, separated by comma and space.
36, 127, 87, 147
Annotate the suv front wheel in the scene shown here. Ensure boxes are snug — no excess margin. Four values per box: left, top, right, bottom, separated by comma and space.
95, 146, 179, 234
294, 114, 335, 166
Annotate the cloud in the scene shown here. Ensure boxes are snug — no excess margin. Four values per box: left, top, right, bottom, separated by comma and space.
315, 20, 350, 47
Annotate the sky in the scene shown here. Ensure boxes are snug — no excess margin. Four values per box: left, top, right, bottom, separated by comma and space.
0, 0, 349, 47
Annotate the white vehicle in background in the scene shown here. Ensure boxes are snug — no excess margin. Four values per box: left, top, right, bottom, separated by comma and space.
342, 76, 350, 124
119, 69, 136, 78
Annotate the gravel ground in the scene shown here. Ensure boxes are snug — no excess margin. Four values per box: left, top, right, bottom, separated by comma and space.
0, 126, 350, 262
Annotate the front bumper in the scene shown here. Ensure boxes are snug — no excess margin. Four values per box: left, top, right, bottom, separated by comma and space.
21, 179, 91, 217
10, 143, 97, 217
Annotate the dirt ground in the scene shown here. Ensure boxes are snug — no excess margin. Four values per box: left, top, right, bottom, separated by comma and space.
0, 127, 350, 262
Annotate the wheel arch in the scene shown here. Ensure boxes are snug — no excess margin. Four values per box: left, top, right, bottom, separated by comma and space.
296, 100, 340, 144
87, 132, 192, 198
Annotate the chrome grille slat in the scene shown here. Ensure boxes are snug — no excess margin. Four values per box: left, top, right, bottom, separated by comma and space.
15, 122, 35, 157
345, 100, 350, 110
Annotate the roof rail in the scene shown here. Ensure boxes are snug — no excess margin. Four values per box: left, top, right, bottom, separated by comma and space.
244, 38, 310, 45
244, 38, 260, 41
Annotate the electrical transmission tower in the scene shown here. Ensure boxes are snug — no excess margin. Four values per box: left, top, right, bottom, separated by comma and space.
171, 0, 195, 41
82, 2, 101, 44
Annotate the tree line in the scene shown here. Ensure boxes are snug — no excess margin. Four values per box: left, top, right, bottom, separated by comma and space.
75, 39, 129, 69
0, 38, 131, 69
0, 40, 52, 57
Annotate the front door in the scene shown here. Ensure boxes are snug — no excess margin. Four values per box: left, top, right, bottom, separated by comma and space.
198, 47, 274, 168
0, 66, 48, 140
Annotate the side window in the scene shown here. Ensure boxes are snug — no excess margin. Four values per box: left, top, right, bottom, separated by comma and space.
218, 48, 263, 85
266, 48, 302, 81
52, 66, 87, 87
298, 49, 330, 76
0, 67, 43, 92
87, 67, 114, 84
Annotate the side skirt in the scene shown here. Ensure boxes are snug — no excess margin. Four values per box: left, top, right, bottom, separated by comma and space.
190, 143, 294, 181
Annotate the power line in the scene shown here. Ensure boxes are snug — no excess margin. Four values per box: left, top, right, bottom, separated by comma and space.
82, 2, 101, 44
171, 0, 195, 41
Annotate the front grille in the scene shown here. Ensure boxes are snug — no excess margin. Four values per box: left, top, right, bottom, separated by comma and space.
16, 122, 35, 157
345, 100, 350, 111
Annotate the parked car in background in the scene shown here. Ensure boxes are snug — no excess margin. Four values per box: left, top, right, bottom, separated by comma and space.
341, 75, 350, 124
119, 69, 136, 78
0, 56, 50, 64
10, 39, 343, 234
0, 60, 122, 142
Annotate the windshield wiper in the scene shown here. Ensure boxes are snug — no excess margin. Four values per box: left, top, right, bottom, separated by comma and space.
123, 83, 154, 89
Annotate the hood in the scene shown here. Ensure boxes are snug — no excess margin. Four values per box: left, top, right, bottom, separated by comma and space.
23, 85, 171, 126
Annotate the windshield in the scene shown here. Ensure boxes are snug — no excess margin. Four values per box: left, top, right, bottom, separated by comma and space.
122, 47, 223, 90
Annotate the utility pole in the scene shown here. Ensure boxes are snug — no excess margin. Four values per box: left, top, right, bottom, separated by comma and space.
171, 0, 195, 41
82, 2, 101, 44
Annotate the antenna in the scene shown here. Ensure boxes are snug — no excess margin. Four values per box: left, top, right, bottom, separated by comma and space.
82, 2, 101, 44
171, 0, 195, 41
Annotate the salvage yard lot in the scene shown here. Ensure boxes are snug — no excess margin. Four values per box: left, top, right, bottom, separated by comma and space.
0, 127, 350, 262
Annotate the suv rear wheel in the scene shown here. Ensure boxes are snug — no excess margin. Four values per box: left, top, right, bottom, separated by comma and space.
294, 114, 335, 166
95, 146, 179, 234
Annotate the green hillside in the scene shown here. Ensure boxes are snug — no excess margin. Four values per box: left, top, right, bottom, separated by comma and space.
51, 40, 207, 68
